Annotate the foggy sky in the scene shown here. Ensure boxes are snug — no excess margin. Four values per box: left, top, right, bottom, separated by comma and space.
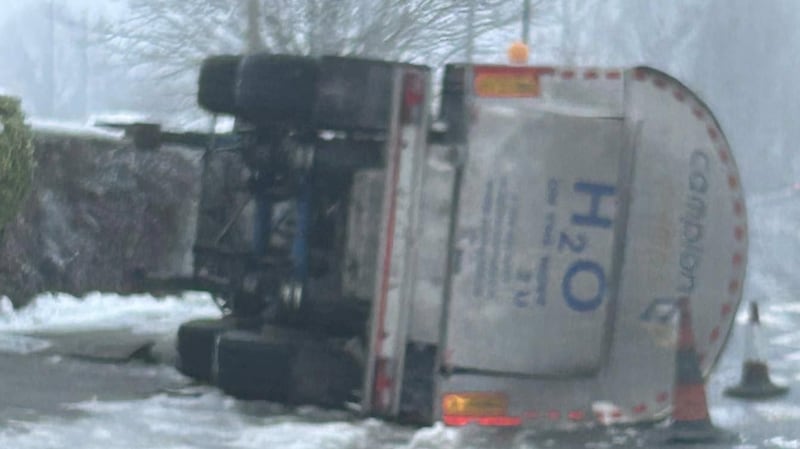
0, 0, 797, 193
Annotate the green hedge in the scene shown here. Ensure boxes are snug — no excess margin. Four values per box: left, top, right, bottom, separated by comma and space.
0, 95, 34, 230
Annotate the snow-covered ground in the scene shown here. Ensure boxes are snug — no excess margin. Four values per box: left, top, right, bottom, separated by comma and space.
28, 118, 125, 141
0, 390, 471, 449
0, 192, 799, 448
26, 113, 236, 145
0, 293, 468, 449
0, 291, 220, 336
0, 285, 797, 448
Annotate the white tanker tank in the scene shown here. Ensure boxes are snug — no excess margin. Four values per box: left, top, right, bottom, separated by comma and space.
361, 63, 747, 428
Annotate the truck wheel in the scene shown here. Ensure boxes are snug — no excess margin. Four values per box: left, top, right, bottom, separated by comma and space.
235, 53, 318, 127
213, 327, 301, 401
289, 340, 362, 407
314, 56, 395, 132
198, 55, 241, 115
176, 317, 239, 382
214, 327, 361, 406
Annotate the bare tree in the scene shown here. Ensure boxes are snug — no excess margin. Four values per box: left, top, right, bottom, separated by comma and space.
99, 0, 526, 121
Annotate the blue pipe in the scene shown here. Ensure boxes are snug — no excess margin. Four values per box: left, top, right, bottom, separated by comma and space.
291, 177, 312, 283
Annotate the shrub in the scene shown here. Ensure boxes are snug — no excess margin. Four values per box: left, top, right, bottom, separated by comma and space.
0, 95, 34, 230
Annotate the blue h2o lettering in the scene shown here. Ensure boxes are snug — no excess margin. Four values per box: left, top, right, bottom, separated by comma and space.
560, 182, 615, 312
563, 260, 606, 312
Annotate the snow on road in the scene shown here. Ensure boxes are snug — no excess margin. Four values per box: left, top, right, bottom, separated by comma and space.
1, 191, 800, 448
28, 119, 125, 141
0, 391, 423, 449
0, 291, 221, 336
0, 292, 463, 449
0, 284, 797, 448
0, 375, 460, 449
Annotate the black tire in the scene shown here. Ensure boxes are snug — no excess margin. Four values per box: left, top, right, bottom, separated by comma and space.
314, 56, 395, 132
235, 53, 318, 126
289, 339, 363, 407
198, 55, 242, 115
176, 317, 239, 382
214, 327, 361, 406
214, 327, 302, 401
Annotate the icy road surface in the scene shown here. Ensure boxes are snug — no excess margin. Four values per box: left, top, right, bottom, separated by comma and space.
0, 192, 799, 448
1, 291, 799, 449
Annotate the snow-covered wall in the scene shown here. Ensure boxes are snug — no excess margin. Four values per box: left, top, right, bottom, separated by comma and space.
0, 129, 203, 307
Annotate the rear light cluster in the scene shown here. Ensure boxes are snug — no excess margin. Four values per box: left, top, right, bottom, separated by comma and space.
441, 393, 520, 427
442, 392, 594, 427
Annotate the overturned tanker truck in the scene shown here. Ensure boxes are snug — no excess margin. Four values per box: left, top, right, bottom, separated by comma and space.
171, 53, 747, 428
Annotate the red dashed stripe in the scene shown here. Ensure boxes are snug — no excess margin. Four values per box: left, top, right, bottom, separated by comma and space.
523, 409, 579, 422
555, 68, 624, 81
710, 326, 721, 343
568, 410, 586, 421
734, 226, 745, 241
722, 302, 733, 317
594, 405, 668, 422
523, 397, 681, 424
717, 146, 730, 163
636, 70, 747, 401
734, 200, 744, 216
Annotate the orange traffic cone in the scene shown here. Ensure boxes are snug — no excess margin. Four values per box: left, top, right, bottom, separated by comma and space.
661, 297, 736, 444
725, 302, 789, 399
